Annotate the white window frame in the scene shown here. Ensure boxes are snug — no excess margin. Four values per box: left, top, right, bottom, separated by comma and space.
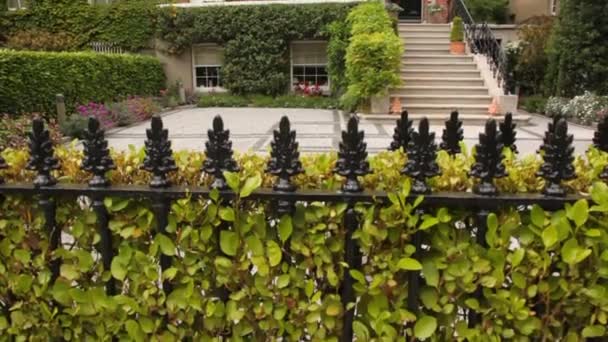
191, 44, 227, 92
7, 0, 26, 11
290, 41, 330, 94
550, 0, 558, 15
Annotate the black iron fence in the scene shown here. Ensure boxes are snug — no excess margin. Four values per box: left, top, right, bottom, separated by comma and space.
0, 111, 607, 340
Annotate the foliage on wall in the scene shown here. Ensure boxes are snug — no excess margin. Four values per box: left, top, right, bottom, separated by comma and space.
157, 3, 354, 96
545, 0, 608, 97
0, 50, 165, 114
0, 0, 158, 51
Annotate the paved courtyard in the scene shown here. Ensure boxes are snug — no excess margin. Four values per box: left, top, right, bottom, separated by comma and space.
105, 107, 596, 156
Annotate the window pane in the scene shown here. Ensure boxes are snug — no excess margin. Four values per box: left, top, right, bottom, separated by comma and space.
317, 76, 328, 86
293, 66, 304, 75
318, 66, 328, 76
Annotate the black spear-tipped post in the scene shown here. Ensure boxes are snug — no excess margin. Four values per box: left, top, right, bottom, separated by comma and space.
500, 112, 518, 153
141, 116, 177, 294
27, 118, 60, 187
334, 115, 371, 193
26, 118, 61, 283
538, 115, 561, 153
267, 116, 303, 216
0, 153, 7, 185
389, 110, 414, 152
333, 114, 370, 342
81, 117, 116, 295
593, 115, 608, 152
537, 119, 576, 197
470, 119, 508, 196
402, 118, 441, 194
202, 115, 239, 190
440, 111, 464, 156
141, 116, 177, 188
82, 117, 116, 187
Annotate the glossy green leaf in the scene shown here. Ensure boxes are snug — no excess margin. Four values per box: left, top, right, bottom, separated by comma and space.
397, 258, 422, 271
414, 315, 437, 340
220, 231, 239, 256
240, 174, 262, 198
278, 216, 293, 243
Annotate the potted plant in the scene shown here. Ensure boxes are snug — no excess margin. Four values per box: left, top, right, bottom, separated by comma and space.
450, 16, 465, 55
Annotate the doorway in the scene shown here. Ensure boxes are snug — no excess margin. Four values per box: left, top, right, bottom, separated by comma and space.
398, 0, 423, 21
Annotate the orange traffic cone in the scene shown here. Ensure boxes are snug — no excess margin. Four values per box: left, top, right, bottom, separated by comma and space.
390, 97, 402, 114
488, 97, 500, 116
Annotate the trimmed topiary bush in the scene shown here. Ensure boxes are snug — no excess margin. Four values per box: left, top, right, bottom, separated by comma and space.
450, 16, 464, 42
0, 50, 165, 115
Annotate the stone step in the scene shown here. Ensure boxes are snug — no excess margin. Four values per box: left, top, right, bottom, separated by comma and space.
400, 32, 450, 39
401, 37, 449, 44
404, 55, 474, 63
402, 77, 486, 87
405, 42, 449, 50
398, 95, 492, 106
361, 113, 531, 125
401, 69, 482, 78
398, 24, 451, 33
401, 61, 478, 71
401, 104, 491, 116
404, 48, 452, 56
391, 86, 489, 96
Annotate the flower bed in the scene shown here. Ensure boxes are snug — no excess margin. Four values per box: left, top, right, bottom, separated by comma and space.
545, 92, 608, 126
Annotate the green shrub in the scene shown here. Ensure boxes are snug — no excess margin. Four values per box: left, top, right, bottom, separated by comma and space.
0, 146, 607, 339
5, 29, 78, 51
0, 50, 165, 115
0, 114, 61, 149
59, 114, 88, 139
519, 95, 547, 113
464, 0, 509, 23
342, 2, 402, 111
197, 93, 338, 109
157, 3, 354, 96
326, 20, 351, 96
450, 17, 464, 42
545, 0, 608, 97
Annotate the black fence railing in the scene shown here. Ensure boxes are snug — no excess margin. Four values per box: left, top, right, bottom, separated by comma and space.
0, 111, 607, 340
451, 0, 514, 95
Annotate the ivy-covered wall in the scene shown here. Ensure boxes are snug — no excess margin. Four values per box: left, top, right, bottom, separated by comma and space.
0, 0, 158, 51
156, 3, 356, 95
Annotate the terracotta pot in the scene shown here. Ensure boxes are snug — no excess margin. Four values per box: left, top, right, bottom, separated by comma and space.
450, 41, 465, 55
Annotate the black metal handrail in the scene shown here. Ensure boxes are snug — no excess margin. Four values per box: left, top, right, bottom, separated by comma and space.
451, 0, 514, 95
0, 111, 606, 339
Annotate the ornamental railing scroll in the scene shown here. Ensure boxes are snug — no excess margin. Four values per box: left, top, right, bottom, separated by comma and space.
451, 0, 515, 95
0, 111, 607, 340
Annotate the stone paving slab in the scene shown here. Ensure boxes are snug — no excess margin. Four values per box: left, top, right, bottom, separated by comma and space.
105, 107, 597, 157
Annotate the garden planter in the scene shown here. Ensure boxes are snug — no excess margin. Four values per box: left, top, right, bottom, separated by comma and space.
450, 41, 465, 54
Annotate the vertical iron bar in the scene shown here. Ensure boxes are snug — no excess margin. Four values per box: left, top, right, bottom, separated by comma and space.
407, 225, 422, 314
152, 198, 173, 294
468, 209, 489, 328
92, 196, 115, 295
40, 196, 60, 283
341, 204, 360, 342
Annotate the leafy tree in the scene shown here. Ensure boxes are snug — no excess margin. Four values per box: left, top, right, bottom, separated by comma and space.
464, 0, 509, 23
545, 0, 608, 97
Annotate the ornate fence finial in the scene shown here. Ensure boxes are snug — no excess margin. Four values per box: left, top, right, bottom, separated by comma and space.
27, 118, 60, 187
537, 119, 576, 197
202, 115, 239, 190
0, 153, 7, 185
389, 110, 414, 152
402, 118, 441, 194
334, 114, 371, 193
141, 116, 177, 188
470, 119, 507, 196
267, 116, 303, 192
81, 118, 115, 187
500, 112, 518, 153
539, 115, 561, 153
440, 110, 464, 155
593, 115, 608, 152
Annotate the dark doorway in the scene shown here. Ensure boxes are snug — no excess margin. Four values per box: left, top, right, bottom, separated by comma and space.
398, 0, 422, 21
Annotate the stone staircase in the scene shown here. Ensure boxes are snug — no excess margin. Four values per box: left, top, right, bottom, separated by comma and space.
392, 23, 493, 118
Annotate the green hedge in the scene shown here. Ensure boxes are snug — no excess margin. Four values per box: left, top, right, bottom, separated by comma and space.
157, 3, 355, 95
342, 1, 402, 110
0, 147, 607, 339
0, 50, 165, 114
0, 0, 158, 51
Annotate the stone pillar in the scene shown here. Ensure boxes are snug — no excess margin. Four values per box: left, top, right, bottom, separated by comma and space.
56, 94, 66, 126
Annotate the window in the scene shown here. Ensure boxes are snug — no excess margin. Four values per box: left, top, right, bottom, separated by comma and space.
550, 0, 559, 15
291, 41, 329, 91
7, 0, 26, 10
193, 45, 224, 89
